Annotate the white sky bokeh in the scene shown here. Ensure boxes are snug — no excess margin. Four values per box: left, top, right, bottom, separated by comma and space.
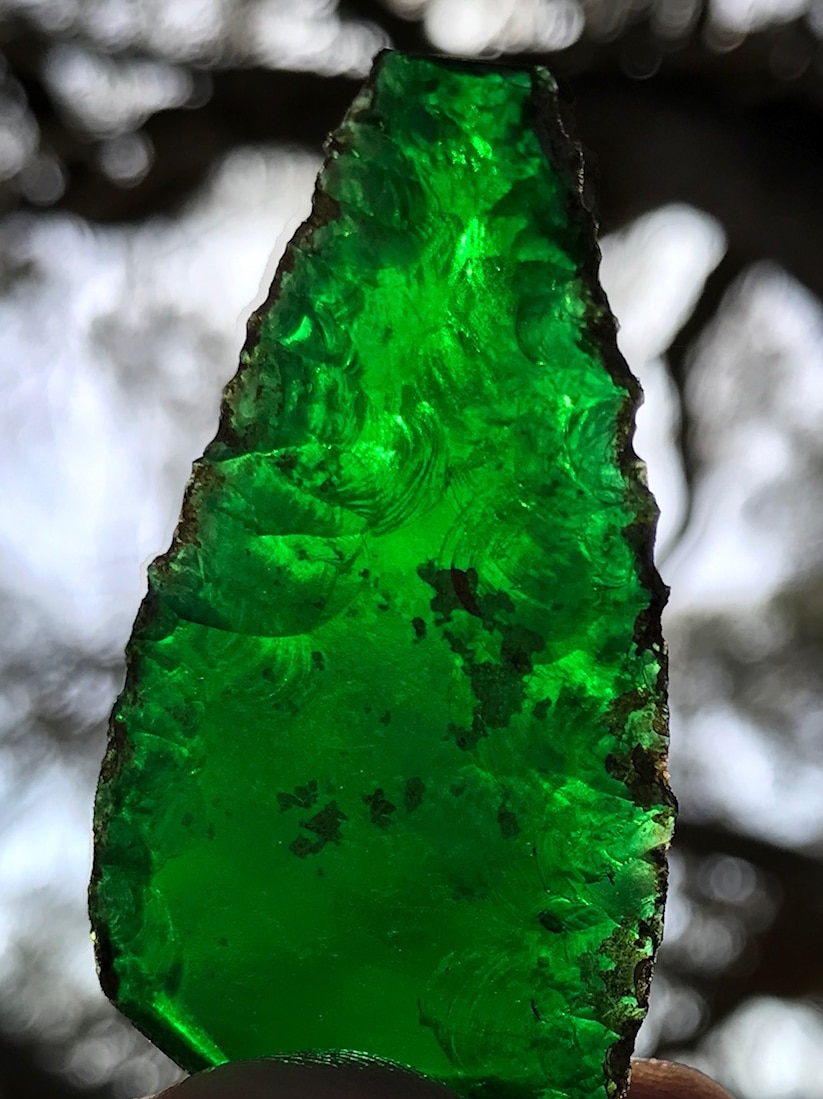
600, 203, 727, 559
709, 0, 809, 33
0, 146, 319, 1093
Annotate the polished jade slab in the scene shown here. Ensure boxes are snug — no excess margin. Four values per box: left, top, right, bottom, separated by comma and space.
91, 51, 674, 1099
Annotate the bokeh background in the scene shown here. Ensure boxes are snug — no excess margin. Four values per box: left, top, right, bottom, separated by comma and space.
1, 0, 823, 1096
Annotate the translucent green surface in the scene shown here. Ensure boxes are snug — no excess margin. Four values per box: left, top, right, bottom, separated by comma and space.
91, 52, 673, 1099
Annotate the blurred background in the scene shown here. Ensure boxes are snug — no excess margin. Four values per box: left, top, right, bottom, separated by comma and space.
1, 0, 822, 1096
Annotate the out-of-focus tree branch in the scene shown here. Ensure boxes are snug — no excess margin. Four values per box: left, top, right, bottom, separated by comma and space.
0, 1028, 113, 1099
669, 820, 823, 1041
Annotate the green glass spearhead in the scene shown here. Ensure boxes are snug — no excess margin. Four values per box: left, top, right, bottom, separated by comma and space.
91, 51, 675, 1099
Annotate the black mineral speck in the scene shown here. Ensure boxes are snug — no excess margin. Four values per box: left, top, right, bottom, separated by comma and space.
533, 698, 552, 721
417, 561, 465, 624
290, 800, 347, 856
449, 567, 483, 617
420, 563, 546, 739
447, 717, 486, 751
277, 778, 319, 812
275, 451, 298, 475
498, 805, 520, 839
404, 776, 425, 812
165, 957, 183, 998
290, 835, 318, 858
362, 787, 397, 829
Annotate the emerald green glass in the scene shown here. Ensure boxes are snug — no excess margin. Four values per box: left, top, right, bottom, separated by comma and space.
91, 52, 674, 1099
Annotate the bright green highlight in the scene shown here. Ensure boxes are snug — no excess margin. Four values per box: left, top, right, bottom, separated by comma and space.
91, 53, 673, 1099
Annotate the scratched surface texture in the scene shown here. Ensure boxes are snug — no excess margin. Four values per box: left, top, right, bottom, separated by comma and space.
90, 52, 674, 1099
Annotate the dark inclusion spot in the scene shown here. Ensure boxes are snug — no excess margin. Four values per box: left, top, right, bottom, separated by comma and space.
533, 697, 552, 721
275, 451, 298, 475
418, 561, 546, 743
447, 717, 486, 751
449, 567, 483, 617
411, 616, 427, 642
417, 562, 459, 624
165, 957, 184, 998
277, 778, 319, 812
362, 788, 397, 829
379, 710, 392, 726
442, 629, 471, 661
537, 909, 564, 933
470, 660, 526, 728
311, 650, 325, 671
404, 777, 425, 812
171, 705, 197, 737
605, 742, 674, 810
418, 563, 501, 625
289, 800, 347, 857
498, 804, 520, 839
417, 562, 475, 624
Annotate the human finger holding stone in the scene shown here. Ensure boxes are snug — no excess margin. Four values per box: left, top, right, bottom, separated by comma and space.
139, 1057, 735, 1099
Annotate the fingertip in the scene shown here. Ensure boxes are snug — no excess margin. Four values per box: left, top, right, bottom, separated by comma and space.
145, 1054, 456, 1099
630, 1058, 735, 1099
143, 1053, 734, 1099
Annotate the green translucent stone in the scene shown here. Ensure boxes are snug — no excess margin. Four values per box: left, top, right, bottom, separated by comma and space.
91, 52, 674, 1099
